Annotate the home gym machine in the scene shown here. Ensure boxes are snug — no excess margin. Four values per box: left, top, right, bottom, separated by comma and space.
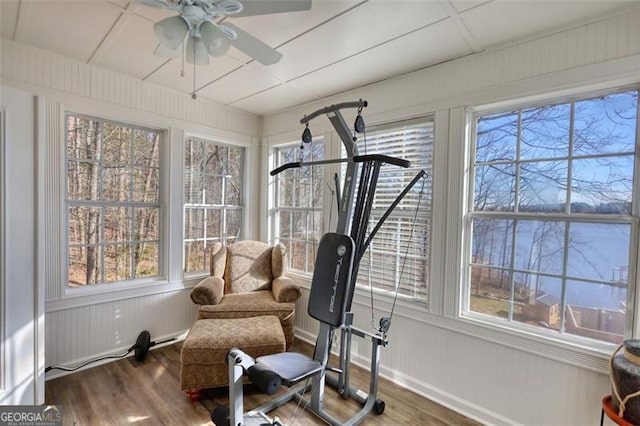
213, 100, 428, 426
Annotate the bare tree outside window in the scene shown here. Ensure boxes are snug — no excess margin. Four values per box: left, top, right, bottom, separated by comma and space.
66, 115, 161, 287
183, 138, 244, 274
467, 89, 638, 344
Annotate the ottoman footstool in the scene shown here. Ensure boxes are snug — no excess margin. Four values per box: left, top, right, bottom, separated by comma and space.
180, 316, 286, 401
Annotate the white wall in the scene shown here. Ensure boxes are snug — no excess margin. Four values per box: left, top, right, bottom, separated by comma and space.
0, 85, 43, 404
0, 38, 263, 394
266, 8, 640, 425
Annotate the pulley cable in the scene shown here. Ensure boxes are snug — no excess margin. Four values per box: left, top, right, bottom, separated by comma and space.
387, 177, 426, 327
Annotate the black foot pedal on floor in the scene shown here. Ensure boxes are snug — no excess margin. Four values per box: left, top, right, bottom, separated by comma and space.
211, 405, 230, 426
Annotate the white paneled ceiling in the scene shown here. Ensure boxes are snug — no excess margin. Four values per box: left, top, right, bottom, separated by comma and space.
1, 0, 638, 116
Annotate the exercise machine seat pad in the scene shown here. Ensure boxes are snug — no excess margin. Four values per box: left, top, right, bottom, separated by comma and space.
254, 352, 323, 386
308, 233, 355, 327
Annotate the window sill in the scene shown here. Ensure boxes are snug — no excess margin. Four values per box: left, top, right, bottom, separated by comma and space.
45, 279, 192, 312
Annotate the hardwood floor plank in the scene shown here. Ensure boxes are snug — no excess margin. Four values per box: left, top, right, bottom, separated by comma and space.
45, 340, 480, 425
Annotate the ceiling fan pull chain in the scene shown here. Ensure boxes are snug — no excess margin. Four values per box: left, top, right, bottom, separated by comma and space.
191, 39, 197, 99
180, 39, 185, 77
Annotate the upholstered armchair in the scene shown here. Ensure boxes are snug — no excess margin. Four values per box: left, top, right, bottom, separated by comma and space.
190, 240, 301, 348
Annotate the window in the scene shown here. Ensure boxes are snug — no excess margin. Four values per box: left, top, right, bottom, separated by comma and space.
66, 114, 161, 287
184, 138, 244, 274
272, 141, 324, 274
353, 118, 433, 300
465, 88, 638, 345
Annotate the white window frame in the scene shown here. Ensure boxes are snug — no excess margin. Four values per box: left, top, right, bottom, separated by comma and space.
461, 85, 640, 351
65, 113, 165, 289
183, 136, 246, 277
270, 139, 326, 275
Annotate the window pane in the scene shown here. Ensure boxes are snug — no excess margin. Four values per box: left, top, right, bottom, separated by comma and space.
184, 208, 204, 240
471, 218, 514, 268
469, 266, 512, 318
104, 206, 130, 243
517, 273, 562, 330
133, 167, 159, 202
226, 176, 242, 205
68, 245, 101, 286
520, 103, 570, 160
104, 244, 132, 283
567, 222, 630, 282
185, 241, 205, 272
514, 221, 564, 275
67, 116, 100, 161
468, 89, 637, 346
204, 175, 223, 205
474, 164, 516, 211
571, 156, 633, 214
184, 172, 204, 204
102, 165, 131, 201
205, 144, 227, 175
135, 242, 159, 278
225, 209, 241, 238
205, 209, 222, 239
66, 114, 162, 287
102, 124, 131, 165
68, 206, 101, 245
67, 161, 97, 200
135, 207, 159, 241
476, 111, 517, 163
133, 129, 160, 167
183, 138, 244, 275
574, 91, 638, 156
518, 161, 567, 211
565, 280, 625, 344
279, 210, 292, 238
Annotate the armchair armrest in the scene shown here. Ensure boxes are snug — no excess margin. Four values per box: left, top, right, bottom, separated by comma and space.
272, 276, 301, 303
190, 276, 224, 306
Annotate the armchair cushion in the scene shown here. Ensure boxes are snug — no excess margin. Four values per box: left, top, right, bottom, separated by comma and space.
224, 241, 273, 294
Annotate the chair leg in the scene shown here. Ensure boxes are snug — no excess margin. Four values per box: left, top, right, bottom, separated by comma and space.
185, 389, 201, 403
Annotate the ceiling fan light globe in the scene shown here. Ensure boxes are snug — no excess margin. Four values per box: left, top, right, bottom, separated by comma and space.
153, 16, 189, 50
185, 36, 210, 65
209, 36, 230, 57
200, 21, 231, 57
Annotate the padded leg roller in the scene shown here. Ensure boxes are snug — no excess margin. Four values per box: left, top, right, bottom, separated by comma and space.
248, 363, 282, 395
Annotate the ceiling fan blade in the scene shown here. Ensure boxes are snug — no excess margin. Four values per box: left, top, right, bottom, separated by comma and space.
223, 23, 282, 65
134, 0, 179, 11
233, 0, 312, 17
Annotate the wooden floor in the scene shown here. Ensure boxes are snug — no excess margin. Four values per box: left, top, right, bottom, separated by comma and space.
46, 340, 481, 426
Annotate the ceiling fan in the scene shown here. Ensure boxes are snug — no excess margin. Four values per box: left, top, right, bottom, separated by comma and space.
138, 0, 312, 66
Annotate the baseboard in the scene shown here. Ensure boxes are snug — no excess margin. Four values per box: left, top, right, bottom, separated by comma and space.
294, 329, 518, 426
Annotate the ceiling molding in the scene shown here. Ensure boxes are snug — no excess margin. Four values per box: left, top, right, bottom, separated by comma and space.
88, 2, 140, 64
13, 0, 33, 42
440, 0, 484, 53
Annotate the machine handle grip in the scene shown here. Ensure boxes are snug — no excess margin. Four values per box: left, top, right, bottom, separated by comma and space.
270, 162, 301, 176
353, 154, 411, 169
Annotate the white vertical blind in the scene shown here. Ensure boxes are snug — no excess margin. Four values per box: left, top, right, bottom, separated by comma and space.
353, 117, 433, 300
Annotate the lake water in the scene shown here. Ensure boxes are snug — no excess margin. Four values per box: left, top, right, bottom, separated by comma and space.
473, 219, 630, 311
